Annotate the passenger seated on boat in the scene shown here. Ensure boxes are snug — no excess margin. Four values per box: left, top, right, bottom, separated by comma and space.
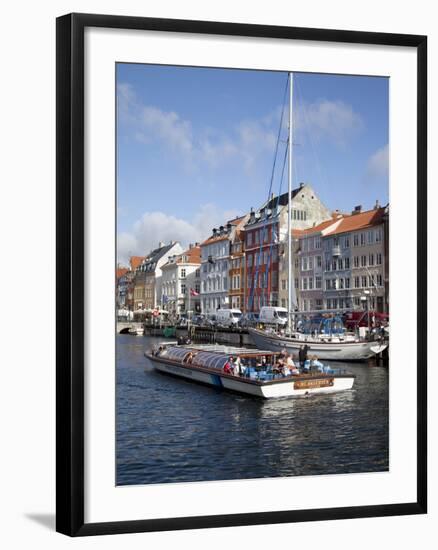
185, 352, 194, 364
223, 357, 233, 375
281, 364, 291, 377
309, 355, 324, 372
234, 356, 246, 376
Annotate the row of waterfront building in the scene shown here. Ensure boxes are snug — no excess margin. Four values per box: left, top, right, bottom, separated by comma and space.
116, 183, 389, 316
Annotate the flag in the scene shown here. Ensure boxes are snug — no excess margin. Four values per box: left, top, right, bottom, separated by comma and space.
162, 295, 169, 303
190, 288, 199, 296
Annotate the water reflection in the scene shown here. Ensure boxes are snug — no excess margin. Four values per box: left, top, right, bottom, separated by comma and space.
117, 334, 389, 485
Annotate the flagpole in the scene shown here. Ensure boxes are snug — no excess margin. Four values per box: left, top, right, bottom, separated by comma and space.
188, 287, 191, 336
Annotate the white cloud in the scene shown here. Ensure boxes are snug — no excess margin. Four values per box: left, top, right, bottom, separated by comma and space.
296, 99, 364, 148
367, 144, 389, 179
117, 204, 240, 264
117, 82, 276, 173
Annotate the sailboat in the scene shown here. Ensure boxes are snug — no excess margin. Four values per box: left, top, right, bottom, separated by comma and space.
247, 73, 388, 362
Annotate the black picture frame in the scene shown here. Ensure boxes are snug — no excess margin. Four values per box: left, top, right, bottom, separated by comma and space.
56, 12, 427, 537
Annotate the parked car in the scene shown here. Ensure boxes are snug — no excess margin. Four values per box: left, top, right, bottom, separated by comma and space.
215, 308, 242, 328
258, 306, 289, 327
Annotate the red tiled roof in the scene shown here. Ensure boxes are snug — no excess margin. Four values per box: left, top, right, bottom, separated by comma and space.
201, 234, 229, 245
130, 256, 144, 270
178, 246, 201, 263
116, 267, 128, 280
326, 208, 385, 235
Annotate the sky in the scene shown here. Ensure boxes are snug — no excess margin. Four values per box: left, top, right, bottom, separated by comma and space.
117, 64, 388, 265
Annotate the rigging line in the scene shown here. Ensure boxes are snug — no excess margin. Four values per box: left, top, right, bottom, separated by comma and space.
264, 138, 289, 302
248, 74, 289, 311
295, 76, 331, 195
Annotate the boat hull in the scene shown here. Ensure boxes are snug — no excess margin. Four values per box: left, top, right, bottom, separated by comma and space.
146, 355, 354, 399
248, 328, 387, 361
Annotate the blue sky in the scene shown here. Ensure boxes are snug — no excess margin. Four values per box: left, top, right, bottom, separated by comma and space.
117, 64, 388, 264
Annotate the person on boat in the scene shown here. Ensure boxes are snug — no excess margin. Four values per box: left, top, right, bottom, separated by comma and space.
299, 344, 310, 367
281, 363, 291, 377
223, 357, 233, 375
309, 355, 324, 372
185, 352, 193, 364
233, 356, 246, 376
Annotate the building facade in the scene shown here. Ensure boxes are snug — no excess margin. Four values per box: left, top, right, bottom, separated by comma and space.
161, 244, 201, 315
200, 217, 247, 314
246, 183, 332, 313
133, 241, 182, 311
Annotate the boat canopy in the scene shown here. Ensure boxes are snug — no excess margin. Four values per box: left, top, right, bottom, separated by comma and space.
300, 315, 346, 335
192, 351, 229, 370
164, 347, 191, 362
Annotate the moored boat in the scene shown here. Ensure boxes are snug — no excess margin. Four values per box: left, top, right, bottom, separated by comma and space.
248, 327, 387, 361
145, 344, 355, 399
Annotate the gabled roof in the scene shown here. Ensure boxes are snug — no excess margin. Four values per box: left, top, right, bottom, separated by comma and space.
116, 267, 129, 280
130, 256, 144, 270
325, 207, 385, 236
179, 245, 201, 264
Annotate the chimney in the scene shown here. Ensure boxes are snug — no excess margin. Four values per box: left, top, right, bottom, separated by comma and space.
375, 199, 380, 210
189, 243, 193, 249
212, 228, 217, 236
226, 222, 232, 232
158, 241, 164, 248
195, 242, 199, 247
352, 205, 362, 215
299, 182, 305, 189
250, 207, 255, 221
219, 225, 224, 235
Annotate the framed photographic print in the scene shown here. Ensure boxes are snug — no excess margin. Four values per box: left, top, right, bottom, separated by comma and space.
56, 13, 427, 536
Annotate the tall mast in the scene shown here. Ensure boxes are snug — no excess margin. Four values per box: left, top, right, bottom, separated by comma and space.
287, 72, 294, 331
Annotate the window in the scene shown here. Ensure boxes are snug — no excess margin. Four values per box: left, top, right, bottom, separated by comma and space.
281, 279, 287, 291
361, 276, 367, 287
195, 283, 200, 293
339, 298, 344, 309
325, 279, 330, 291
360, 233, 366, 246
308, 257, 314, 270
344, 236, 350, 248
332, 259, 337, 271
369, 275, 375, 288
295, 278, 299, 289
361, 255, 367, 267
354, 297, 361, 307
345, 277, 350, 289
255, 231, 259, 245
353, 234, 359, 247
367, 231, 373, 244
354, 276, 360, 288
345, 257, 350, 269
247, 255, 252, 267
315, 276, 322, 289
181, 284, 186, 294
302, 257, 308, 271
376, 253, 382, 265
247, 233, 252, 246
377, 274, 383, 286
315, 236, 321, 249
308, 277, 314, 290
302, 278, 308, 290
339, 278, 344, 289
353, 256, 359, 268
369, 253, 374, 266
338, 258, 343, 270
195, 268, 200, 277
317, 255, 322, 268
327, 299, 332, 309
180, 269, 186, 278
375, 228, 382, 243
315, 299, 323, 310
294, 258, 299, 269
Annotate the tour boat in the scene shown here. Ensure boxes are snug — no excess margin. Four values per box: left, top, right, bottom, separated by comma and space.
247, 327, 387, 361
144, 344, 355, 399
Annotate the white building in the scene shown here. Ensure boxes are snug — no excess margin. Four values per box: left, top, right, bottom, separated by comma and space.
200, 217, 247, 314
161, 244, 201, 315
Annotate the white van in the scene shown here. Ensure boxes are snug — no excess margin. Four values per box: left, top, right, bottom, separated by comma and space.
215, 308, 242, 327
259, 306, 289, 327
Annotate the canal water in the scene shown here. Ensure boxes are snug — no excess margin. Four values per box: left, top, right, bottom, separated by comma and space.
116, 334, 389, 486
